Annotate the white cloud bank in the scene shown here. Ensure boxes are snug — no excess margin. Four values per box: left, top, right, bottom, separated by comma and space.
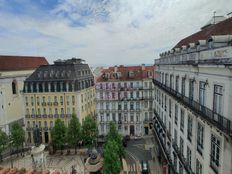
0, 0, 231, 66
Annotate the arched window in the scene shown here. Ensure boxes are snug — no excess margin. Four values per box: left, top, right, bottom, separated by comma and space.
12, 80, 17, 94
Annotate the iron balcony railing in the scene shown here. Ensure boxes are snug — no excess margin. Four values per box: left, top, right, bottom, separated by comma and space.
153, 79, 232, 135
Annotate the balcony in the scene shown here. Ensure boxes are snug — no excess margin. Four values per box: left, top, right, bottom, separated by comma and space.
153, 79, 232, 135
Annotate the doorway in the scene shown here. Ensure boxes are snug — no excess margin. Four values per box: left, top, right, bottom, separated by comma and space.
130, 125, 135, 136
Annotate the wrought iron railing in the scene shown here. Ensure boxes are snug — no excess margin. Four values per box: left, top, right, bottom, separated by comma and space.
153, 79, 232, 135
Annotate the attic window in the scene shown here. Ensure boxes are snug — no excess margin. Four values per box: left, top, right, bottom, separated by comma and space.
67, 70, 71, 77
55, 71, 60, 78
37, 71, 42, 78
61, 70, 65, 78
49, 70, 54, 78
44, 71, 48, 78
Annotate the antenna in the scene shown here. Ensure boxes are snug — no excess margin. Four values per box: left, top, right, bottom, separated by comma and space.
213, 11, 216, 24
227, 12, 232, 18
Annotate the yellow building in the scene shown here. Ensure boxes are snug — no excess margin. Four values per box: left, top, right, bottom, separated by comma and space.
23, 58, 96, 144
0, 55, 48, 135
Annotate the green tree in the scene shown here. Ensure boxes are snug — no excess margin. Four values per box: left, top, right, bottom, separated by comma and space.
66, 113, 81, 154
103, 140, 122, 174
51, 119, 66, 154
81, 115, 97, 147
10, 122, 25, 156
106, 122, 125, 160
0, 129, 8, 161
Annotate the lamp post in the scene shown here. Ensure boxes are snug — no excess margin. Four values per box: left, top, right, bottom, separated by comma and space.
9, 140, 13, 168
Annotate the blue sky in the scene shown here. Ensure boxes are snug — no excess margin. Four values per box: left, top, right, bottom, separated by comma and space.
0, 0, 231, 66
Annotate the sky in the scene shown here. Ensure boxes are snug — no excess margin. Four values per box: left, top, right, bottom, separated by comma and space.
0, 0, 231, 66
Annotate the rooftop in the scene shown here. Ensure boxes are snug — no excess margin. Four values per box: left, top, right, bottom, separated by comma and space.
96, 65, 154, 82
174, 16, 232, 48
0, 55, 48, 71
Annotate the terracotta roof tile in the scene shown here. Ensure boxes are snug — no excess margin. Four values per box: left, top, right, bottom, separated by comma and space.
174, 17, 232, 48
96, 65, 155, 82
0, 55, 48, 71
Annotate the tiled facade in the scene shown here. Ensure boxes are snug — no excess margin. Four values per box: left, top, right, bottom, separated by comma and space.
96, 65, 155, 136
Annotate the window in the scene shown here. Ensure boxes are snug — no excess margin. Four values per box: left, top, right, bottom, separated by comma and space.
130, 113, 134, 122
118, 102, 122, 110
174, 129, 177, 143
118, 113, 122, 121
37, 108, 41, 115
197, 123, 204, 155
164, 95, 167, 111
12, 81, 17, 94
165, 74, 168, 85
72, 96, 75, 105
31, 97, 34, 106
54, 96, 58, 103
181, 77, 185, 96
112, 113, 116, 121
60, 96, 63, 105
136, 102, 140, 109
130, 102, 134, 110
213, 85, 223, 115
210, 134, 221, 173
173, 154, 177, 171
37, 97, 40, 106
175, 104, 178, 125
26, 108, 29, 115
25, 97, 28, 106
199, 81, 206, 106
136, 113, 139, 122
49, 108, 52, 115
50, 121, 53, 128
196, 159, 202, 174
55, 108, 58, 114
187, 146, 192, 169
130, 92, 133, 98
187, 115, 192, 142
106, 102, 109, 110
61, 108, 64, 114
170, 75, 174, 88
189, 79, 194, 100
176, 76, 179, 92
124, 113, 127, 122
130, 82, 133, 88
66, 96, 70, 105
124, 102, 127, 110
136, 91, 139, 98
43, 108, 46, 115
179, 137, 184, 156
169, 99, 172, 117
180, 109, 184, 132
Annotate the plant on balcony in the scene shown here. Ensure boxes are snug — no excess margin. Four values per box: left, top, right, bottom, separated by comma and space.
51, 119, 67, 154
81, 115, 97, 147
10, 122, 25, 157
0, 129, 8, 161
66, 113, 81, 154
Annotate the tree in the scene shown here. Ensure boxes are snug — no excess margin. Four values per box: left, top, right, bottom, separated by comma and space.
66, 113, 81, 154
106, 122, 125, 160
0, 129, 8, 161
81, 115, 97, 147
103, 140, 122, 174
10, 122, 25, 156
51, 119, 66, 154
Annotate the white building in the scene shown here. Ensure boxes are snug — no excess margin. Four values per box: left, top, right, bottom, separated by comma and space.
0, 55, 48, 134
96, 65, 154, 136
152, 17, 232, 174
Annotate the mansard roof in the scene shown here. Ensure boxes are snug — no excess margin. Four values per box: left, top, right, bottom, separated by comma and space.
25, 58, 93, 82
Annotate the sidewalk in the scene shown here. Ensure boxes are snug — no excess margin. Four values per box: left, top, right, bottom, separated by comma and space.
143, 134, 162, 174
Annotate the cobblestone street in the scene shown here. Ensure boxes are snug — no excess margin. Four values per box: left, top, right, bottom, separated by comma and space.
0, 151, 86, 173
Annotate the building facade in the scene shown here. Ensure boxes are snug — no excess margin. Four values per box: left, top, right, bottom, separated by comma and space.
23, 58, 96, 144
96, 65, 155, 136
152, 17, 232, 174
0, 55, 48, 135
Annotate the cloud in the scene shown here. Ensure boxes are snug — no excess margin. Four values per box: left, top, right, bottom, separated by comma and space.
0, 0, 231, 66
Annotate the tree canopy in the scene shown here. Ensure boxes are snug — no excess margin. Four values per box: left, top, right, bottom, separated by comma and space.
66, 113, 81, 148
0, 129, 8, 160
103, 139, 121, 174
81, 115, 97, 146
11, 122, 25, 149
106, 122, 125, 160
51, 119, 66, 148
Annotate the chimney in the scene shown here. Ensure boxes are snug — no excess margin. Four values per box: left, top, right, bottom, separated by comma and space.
114, 65, 118, 72
141, 64, 145, 70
